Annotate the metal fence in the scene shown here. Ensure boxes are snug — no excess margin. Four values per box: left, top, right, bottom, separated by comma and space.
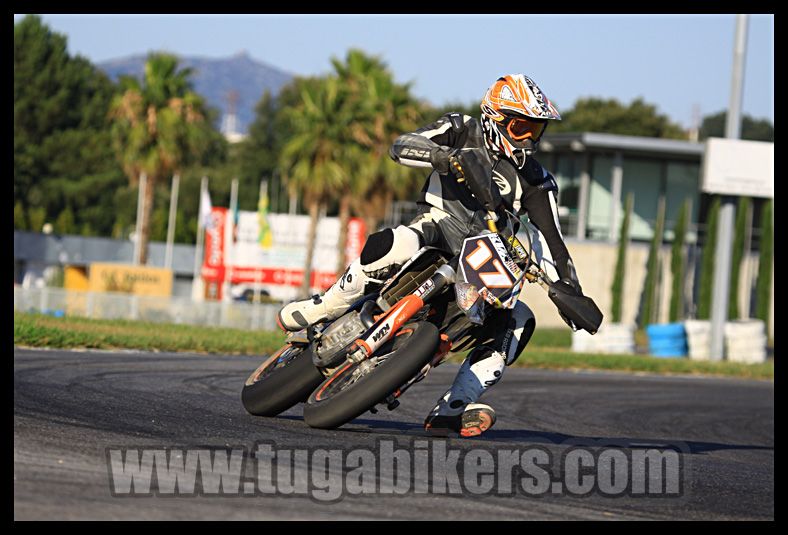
13, 287, 281, 331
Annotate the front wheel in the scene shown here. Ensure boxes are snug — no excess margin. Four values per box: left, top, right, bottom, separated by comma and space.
241, 343, 325, 417
303, 322, 440, 430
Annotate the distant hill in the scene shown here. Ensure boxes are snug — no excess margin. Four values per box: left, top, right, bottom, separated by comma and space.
99, 51, 293, 135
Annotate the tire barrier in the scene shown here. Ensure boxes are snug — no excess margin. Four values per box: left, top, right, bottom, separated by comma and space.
683, 319, 712, 360
681, 319, 767, 363
646, 323, 688, 358
724, 320, 767, 364
572, 323, 636, 354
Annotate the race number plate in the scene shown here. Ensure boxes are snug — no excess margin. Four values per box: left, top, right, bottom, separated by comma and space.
459, 234, 522, 305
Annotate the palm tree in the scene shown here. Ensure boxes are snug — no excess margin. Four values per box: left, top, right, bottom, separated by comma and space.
278, 76, 355, 298
330, 49, 426, 238
109, 53, 213, 265
351, 75, 425, 234
327, 50, 385, 270
280, 52, 427, 291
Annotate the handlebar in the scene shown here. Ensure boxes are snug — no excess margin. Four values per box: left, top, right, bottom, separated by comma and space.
485, 211, 499, 233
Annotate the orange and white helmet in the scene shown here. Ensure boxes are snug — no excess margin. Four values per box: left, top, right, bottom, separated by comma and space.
480, 74, 561, 169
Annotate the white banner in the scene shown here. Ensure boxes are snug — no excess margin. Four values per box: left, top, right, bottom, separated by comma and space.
701, 138, 774, 198
233, 212, 343, 271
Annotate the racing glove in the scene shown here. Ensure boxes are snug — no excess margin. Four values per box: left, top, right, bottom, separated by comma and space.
558, 258, 583, 296
448, 147, 502, 213
555, 259, 583, 331
429, 146, 458, 174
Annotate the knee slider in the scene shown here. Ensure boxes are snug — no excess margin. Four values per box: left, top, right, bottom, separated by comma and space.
469, 345, 499, 366
360, 225, 421, 271
360, 228, 394, 266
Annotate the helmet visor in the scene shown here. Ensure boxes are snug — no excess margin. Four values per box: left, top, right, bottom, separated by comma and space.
506, 117, 547, 141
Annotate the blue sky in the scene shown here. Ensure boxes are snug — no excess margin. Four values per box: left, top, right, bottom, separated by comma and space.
18, 14, 774, 129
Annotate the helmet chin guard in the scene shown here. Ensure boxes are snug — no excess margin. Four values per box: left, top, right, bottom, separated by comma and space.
511, 140, 537, 169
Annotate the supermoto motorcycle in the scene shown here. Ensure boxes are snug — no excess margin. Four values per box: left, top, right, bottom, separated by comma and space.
241, 205, 603, 431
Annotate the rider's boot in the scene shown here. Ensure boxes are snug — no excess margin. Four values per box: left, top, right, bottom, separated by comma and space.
277, 259, 381, 332
424, 347, 506, 437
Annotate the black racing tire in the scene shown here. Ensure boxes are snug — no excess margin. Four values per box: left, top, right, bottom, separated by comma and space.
303, 322, 440, 430
241, 344, 325, 417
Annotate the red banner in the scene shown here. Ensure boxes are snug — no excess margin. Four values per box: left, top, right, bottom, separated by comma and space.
201, 207, 227, 298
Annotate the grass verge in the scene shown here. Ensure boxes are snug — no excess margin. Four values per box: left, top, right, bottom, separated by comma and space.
450, 349, 773, 380
14, 312, 772, 380
14, 312, 286, 356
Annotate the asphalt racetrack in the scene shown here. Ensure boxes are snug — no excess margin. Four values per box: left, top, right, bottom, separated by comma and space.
14, 347, 773, 520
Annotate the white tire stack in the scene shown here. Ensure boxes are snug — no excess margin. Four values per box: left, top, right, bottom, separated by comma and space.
684, 320, 712, 361
572, 323, 635, 354
724, 320, 768, 364
683, 319, 768, 363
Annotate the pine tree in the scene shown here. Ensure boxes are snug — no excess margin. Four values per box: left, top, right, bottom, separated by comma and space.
27, 206, 46, 233
611, 192, 634, 323
755, 199, 773, 328
54, 206, 75, 235
639, 196, 666, 328
669, 199, 690, 322
14, 15, 123, 237
697, 196, 720, 319
14, 201, 27, 230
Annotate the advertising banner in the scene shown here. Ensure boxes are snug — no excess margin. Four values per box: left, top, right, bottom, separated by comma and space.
201, 208, 227, 282
88, 263, 173, 296
202, 207, 366, 300
701, 138, 774, 198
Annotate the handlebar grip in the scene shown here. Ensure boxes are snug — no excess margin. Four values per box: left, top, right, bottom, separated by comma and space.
485, 210, 499, 233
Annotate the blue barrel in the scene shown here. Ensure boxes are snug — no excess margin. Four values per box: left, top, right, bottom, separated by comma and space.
646, 323, 688, 358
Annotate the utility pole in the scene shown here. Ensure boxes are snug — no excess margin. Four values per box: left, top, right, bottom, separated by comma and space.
164, 174, 180, 270
689, 103, 701, 142
256, 178, 268, 306
223, 178, 239, 302
133, 172, 147, 265
191, 176, 209, 302
710, 14, 749, 361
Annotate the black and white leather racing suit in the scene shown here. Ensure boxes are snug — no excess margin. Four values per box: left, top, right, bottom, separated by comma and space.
383, 111, 583, 426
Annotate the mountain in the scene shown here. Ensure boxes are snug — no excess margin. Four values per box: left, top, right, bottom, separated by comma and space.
99, 51, 293, 135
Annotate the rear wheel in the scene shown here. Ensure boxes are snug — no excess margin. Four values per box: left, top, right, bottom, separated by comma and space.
303, 322, 440, 430
241, 344, 324, 417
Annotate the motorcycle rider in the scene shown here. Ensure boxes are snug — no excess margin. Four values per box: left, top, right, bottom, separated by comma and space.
278, 74, 585, 437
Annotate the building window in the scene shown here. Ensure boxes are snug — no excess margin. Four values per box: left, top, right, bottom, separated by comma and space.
586, 155, 700, 243
665, 161, 700, 244
552, 154, 581, 237
621, 158, 663, 241
587, 155, 614, 240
